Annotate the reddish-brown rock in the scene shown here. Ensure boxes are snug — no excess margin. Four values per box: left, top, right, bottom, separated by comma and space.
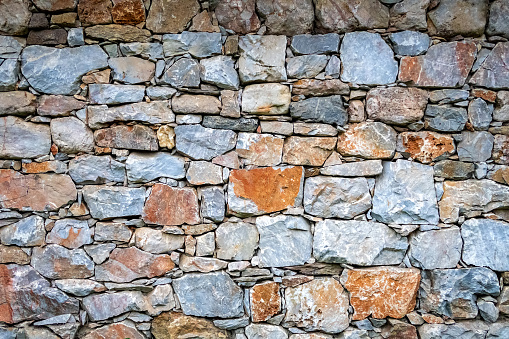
0, 245, 30, 264
489, 166, 509, 185
250, 281, 281, 322
37, 95, 85, 117
493, 135, 509, 164
397, 131, 456, 164
94, 125, 158, 151
341, 267, 421, 320
143, 184, 200, 226
283, 137, 337, 166
111, 0, 145, 24
96, 247, 175, 282
146, 0, 200, 33
386, 323, 418, 339
151, 312, 228, 339
0, 169, 76, 211
77, 0, 112, 25
26, 29, 67, 45
292, 79, 350, 97
83, 322, 145, 339
215, 0, 260, 34
189, 10, 220, 32
282, 275, 314, 288
472, 88, 497, 103
366, 87, 428, 125
21, 160, 65, 174
337, 122, 397, 159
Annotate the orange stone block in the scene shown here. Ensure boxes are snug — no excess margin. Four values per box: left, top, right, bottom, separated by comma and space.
397, 131, 455, 164
341, 267, 421, 320
250, 282, 281, 322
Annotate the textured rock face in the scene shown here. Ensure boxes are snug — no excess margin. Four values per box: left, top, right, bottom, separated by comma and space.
337, 122, 397, 159
419, 322, 490, 339
250, 281, 281, 322
0, 116, 51, 159
488, 0, 509, 38
366, 87, 428, 125
175, 125, 237, 160
69, 155, 125, 184
83, 322, 145, 339
257, 0, 314, 35
283, 137, 336, 166
425, 105, 468, 132
428, 0, 488, 38
408, 227, 462, 269
31, 245, 94, 279
83, 291, 147, 321
216, 222, 258, 260
341, 267, 421, 320
94, 125, 159, 151
152, 312, 228, 339
390, 30, 430, 56
242, 83, 290, 115
372, 160, 439, 225
47, 219, 92, 249
236, 133, 284, 166
396, 131, 455, 164
146, 0, 199, 33
126, 152, 185, 183
290, 96, 347, 126
215, 0, 260, 34
493, 134, 509, 164
51, 117, 94, 153
238, 35, 287, 83
457, 131, 494, 162
83, 186, 145, 219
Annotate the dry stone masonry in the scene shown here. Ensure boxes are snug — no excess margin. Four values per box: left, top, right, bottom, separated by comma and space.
1, 0, 509, 338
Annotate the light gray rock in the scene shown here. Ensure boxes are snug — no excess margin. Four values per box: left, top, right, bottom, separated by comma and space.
146, 86, 176, 100
477, 299, 499, 322
200, 55, 239, 90
83, 291, 147, 321
420, 268, 500, 319
0, 36, 24, 59
245, 324, 288, 339
83, 186, 146, 220
214, 317, 250, 330
313, 220, 408, 266
457, 131, 494, 162
429, 89, 470, 104
134, 227, 184, 254
50, 117, 94, 153
94, 222, 132, 243
470, 42, 509, 89
290, 95, 347, 126
340, 32, 398, 85
199, 186, 225, 222
0, 116, 51, 159
242, 83, 291, 115
487, 0, 509, 38
304, 176, 371, 219
256, 215, 312, 267
67, 28, 84, 47
160, 57, 200, 88
88, 84, 145, 105
216, 222, 259, 261
0, 0, 31, 36
46, 219, 93, 249
290, 34, 340, 55
172, 271, 244, 318
325, 55, 341, 78
187, 161, 223, 185
88, 101, 174, 129
321, 160, 383, 177
287, 55, 328, 79
120, 42, 164, 60
408, 227, 462, 269
419, 321, 489, 339
494, 91, 509, 122
372, 160, 439, 225
239, 35, 287, 83
84, 243, 116, 264
425, 105, 468, 132
109, 57, 155, 84
69, 155, 125, 184
0, 215, 45, 247
162, 32, 222, 58
195, 232, 215, 257
487, 322, 509, 338
468, 98, 493, 130
0, 59, 19, 91
389, 30, 430, 56
31, 244, 95, 279
21, 45, 108, 95
126, 152, 185, 183
461, 218, 509, 271
54, 279, 105, 297
175, 125, 237, 160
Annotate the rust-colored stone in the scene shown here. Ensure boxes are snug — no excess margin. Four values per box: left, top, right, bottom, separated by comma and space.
397, 131, 455, 164
341, 267, 421, 320
472, 88, 497, 103
94, 125, 158, 151
490, 167, 509, 185
78, 0, 113, 25
493, 135, 509, 165
250, 281, 281, 322
236, 133, 284, 166
151, 312, 228, 339
143, 184, 200, 226
386, 323, 418, 339
292, 79, 350, 97
189, 10, 220, 32
22, 161, 62, 174
111, 0, 145, 24
82, 69, 111, 84
214, 0, 260, 34
0, 169, 76, 211
337, 122, 397, 159
422, 313, 445, 324
283, 136, 337, 166
146, 0, 200, 33
0, 245, 30, 265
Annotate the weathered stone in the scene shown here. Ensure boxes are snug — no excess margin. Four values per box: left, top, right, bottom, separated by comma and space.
314, 0, 389, 33
216, 222, 258, 261
84, 243, 115, 264
250, 281, 281, 322
143, 184, 200, 225
83, 321, 144, 339
32, 0, 75, 11
487, 165, 509, 185
94, 125, 158, 151
82, 69, 110, 84
83, 291, 147, 321
493, 135, 509, 164
213, 317, 250, 330
245, 324, 288, 339
69, 155, 125, 184
487, 0, 509, 38
228, 166, 304, 216
46, 219, 92, 249
37, 95, 84, 117
157, 125, 175, 149
408, 227, 462, 269
173, 271, 244, 318
0, 116, 51, 159
21, 46, 108, 95
146, 0, 199, 33
189, 10, 220, 33
96, 247, 174, 282
290, 96, 347, 126
0, 59, 19, 91
203, 116, 258, 132
256, 215, 312, 267
0, 264, 79, 324
239, 35, 287, 83
283, 137, 336, 167
195, 232, 215, 257
242, 83, 290, 115
234, 133, 283, 166
54, 279, 106, 297
430, 89, 469, 104
420, 268, 500, 319
293, 123, 338, 136
372, 160, 439, 224
51, 117, 94, 153
110, 0, 145, 24
321, 160, 382, 177
31, 245, 94, 279
162, 32, 222, 58
399, 41, 477, 87
26, 29, 67, 46
257, 0, 313, 35
0, 92, 35, 117
468, 98, 493, 131
120, 42, 163, 60
390, 0, 430, 31
83, 186, 145, 219
0, 245, 30, 264
337, 122, 397, 159
77, 0, 112, 25
172, 94, 221, 114
89, 84, 145, 105
152, 312, 228, 339
425, 105, 468, 132
180, 255, 228, 273
0, 36, 24, 59
287, 55, 328, 79
494, 91, 509, 122
175, 125, 237, 160
348, 101, 366, 122
199, 186, 225, 222
390, 31, 430, 56
419, 322, 490, 339
21, 160, 66, 175
0, 215, 45, 247
314, 220, 407, 266
85, 24, 151, 42
200, 56, 239, 90
428, 0, 488, 38
126, 152, 185, 183
0, 170, 76, 211
457, 131, 494, 162
292, 79, 349, 97
109, 57, 154, 84
160, 58, 200, 88
94, 222, 131, 243
434, 160, 474, 180
215, 0, 259, 34
366, 87, 428, 125
340, 32, 397, 85
341, 267, 420, 320
0, 0, 31, 35
396, 131, 456, 164
186, 161, 222, 185
290, 34, 339, 55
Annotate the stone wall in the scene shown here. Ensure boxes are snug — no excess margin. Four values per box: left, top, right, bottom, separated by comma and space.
1, 0, 509, 338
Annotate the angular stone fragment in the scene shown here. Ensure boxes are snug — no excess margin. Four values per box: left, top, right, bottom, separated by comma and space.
396, 131, 455, 164
293, 123, 337, 137
433, 160, 474, 180
0, 36, 24, 59
120, 42, 163, 60
173, 271, 244, 318
408, 227, 462, 269
283, 137, 336, 166
390, 0, 430, 31
292, 79, 349, 97
239, 35, 287, 83
94, 125, 158, 151
428, 0, 488, 38
461, 219, 509, 271
96, 247, 174, 282
0, 116, 51, 159
429, 89, 469, 104
340, 32, 397, 85
215, 0, 260, 34
69, 155, 125, 184
0, 92, 36, 117
457, 131, 494, 162
200, 56, 239, 90
419, 322, 490, 339
284, 277, 349, 333
199, 186, 225, 222
245, 324, 288, 339
0, 60, 19, 91
216, 222, 258, 261
468, 98, 493, 131
186, 161, 222, 185
31, 244, 94, 279
109, 57, 154, 84
494, 91, 509, 122
291, 34, 339, 55
493, 135, 509, 164
83, 291, 147, 321
366, 87, 428, 125
242, 83, 290, 115
77, 0, 112, 25
180, 255, 227, 273
85, 24, 151, 42
94, 222, 131, 243
83, 321, 144, 339
26, 28, 67, 46
143, 184, 200, 225
51, 117, 94, 153
54, 279, 105, 297
420, 267, 500, 319
111, 0, 145, 24
287, 55, 328, 79
256, 215, 312, 267
157, 125, 175, 149
172, 94, 221, 114
162, 32, 221, 59
203, 116, 258, 132
0, 0, 31, 35
290, 95, 347, 126
83, 186, 145, 219
314, 220, 407, 266
257, 0, 313, 35
0, 245, 30, 264
37, 95, 85, 117
337, 122, 397, 159
0, 215, 45, 247
46, 219, 92, 249
399, 41, 477, 87
321, 160, 383, 177
250, 281, 280, 322
146, 0, 200, 33
21, 46, 108, 95
234, 133, 283, 166
0, 170, 76, 211
152, 312, 228, 339
89, 84, 145, 105
0, 264, 79, 324
372, 160, 439, 224
487, 0, 509, 38
390, 31, 430, 56
160, 58, 200, 88
175, 125, 237, 160
341, 267, 420, 320
126, 152, 185, 183
425, 105, 468, 132
228, 166, 304, 216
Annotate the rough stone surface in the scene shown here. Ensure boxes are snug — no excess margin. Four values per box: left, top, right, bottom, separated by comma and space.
337, 122, 397, 159
292, 79, 349, 97
287, 55, 328, 79
283, 137, 336, 167
85, 24, 151, 42
408, 227, 462, 269
199, 186, 225, 222
396, 131, 456, 164
160, 58, 200, 88
214, 0, 260, 34
290, 96, 347, 126
250, 281, 281, 322
257, 0, 313, 35
151, 312, 228, 339
94, 125, 158, 151
83, 291, 147, 321
366, 87, 428, 125
82, 321, 144, 339
89, 102, 174, 130
419, 322, 490, 339
175, 125, 237, 160
173, 94, 221, 114
245, 324, 288, 339
37, 95, 85, 117
135, 228, 184, 253
146, 0, 200, 33
143, 184, 199, 226
0, 0, 32, 35
487, 0, 509, 38
46, 219, 92, 249
291, 34, 339, 55
390, 31, 430, 56
238, 35, 287, 83
69, 155, 125, 184
51, 117, 94, 153
89, 84, 145, 105
428, 0, 488, 38
425, 105, 468, 132
468, 98, 493, 131
457, 131, 494, 162
109, 57, 154, 84
127, 152, 185, 183
31, 245, 94, 279
216, 222, 258, 261
0, 116, 51, 159
321, 160, 383, 177
242, 83, 290, 115
493, 135, 509, 164
0, 215, 45, 247
236, 133, 284, 166
0, 91, 36, 116
83, 185, 145, 219
200, 56, 239, 90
